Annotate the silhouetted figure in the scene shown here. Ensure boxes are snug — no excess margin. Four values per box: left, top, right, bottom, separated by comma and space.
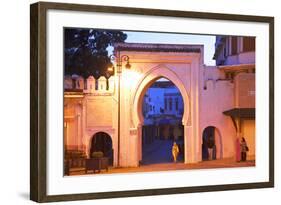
235, 137, 241, 162
207, 137, 215, 160
212, 144, 217, 160
240, 137, 248, 161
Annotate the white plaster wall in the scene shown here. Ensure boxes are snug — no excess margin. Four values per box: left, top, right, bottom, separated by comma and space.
64, 103, 82, 150
81, 91, 118, 163
200, 67, 236, 159
66, 119, 77, 148
120, 49, 202, 166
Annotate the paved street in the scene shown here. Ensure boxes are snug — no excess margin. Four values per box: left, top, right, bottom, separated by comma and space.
69, 157, 255, 176
142, 139, 184, 165
69, 139, 255, 176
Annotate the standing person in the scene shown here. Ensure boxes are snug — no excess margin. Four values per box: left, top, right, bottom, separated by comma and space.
172, 142, 179, 163
207, 136, 214, 160
235, 137, 241, 162
240, 137, 248, 161
212, 144, 217, 160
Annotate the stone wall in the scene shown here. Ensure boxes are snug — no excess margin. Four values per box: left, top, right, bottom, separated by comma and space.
64, 75, 115, 93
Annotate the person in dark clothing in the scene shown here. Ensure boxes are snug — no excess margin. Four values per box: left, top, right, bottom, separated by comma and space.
240, 137, 248, 161
207, 137, 215, 160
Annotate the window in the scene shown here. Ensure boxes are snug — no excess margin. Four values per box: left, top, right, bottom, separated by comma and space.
164, 98, 167, 110
169, 98, 172, 111
243, 37, 255, 52
231, 36, 237, 55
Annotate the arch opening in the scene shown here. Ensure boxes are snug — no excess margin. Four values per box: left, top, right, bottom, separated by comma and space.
202, 126, 223, 161
90, 132, 113, 166
132, 65, 190, 129
140, 77, 185, 165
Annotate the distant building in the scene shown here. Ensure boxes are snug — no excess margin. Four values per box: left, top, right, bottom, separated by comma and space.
143, 80, 183, 122
142, 80, 184, 144
213, 36, 255, 66
212, 36, 256, 159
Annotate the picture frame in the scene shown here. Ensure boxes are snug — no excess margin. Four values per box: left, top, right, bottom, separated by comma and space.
30, 1, 274, 202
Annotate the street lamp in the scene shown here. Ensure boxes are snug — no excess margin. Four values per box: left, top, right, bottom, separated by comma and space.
108, 54, 131, 73
108, 53, 131, 167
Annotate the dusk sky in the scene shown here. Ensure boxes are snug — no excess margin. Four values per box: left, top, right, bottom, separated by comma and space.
125, 31, 216, 66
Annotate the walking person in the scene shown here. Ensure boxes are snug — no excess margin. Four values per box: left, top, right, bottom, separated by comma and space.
172, 141, 179, 163
240, 137, 249, 161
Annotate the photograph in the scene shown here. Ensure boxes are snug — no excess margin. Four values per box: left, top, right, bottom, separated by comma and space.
30, 2, 274, 202
63, 28, 256, 176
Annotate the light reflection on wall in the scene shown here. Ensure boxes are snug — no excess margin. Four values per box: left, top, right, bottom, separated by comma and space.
122, 69, 141, 89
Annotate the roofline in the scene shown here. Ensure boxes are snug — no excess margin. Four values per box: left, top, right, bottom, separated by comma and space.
114, 42, 203, 53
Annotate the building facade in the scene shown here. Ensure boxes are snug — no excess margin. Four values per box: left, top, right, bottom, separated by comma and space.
64, 39, 255, 168
212, 36, 256, 158
142, 81, 184, 145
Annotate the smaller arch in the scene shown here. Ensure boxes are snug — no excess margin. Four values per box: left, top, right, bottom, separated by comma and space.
202, 126, 223, 160
89, 131, 113, 165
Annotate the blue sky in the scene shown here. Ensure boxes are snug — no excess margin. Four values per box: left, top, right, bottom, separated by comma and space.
124, 31, 216, 66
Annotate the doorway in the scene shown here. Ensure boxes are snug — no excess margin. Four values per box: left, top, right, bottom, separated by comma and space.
141, 78, 184, 165
90, 132, 113, 166
202, 126, 222, 160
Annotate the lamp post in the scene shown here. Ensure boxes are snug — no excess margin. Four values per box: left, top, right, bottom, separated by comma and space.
108, 52, 131, 167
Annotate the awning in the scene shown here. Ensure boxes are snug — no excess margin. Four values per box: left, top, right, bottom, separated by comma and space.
223, 108, 255, 118
218, 63, 255, 71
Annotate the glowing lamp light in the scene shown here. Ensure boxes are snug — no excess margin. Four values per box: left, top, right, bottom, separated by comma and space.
125, 61, 131, 69
123, 69, 141, 88
107, 62, 114, 72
